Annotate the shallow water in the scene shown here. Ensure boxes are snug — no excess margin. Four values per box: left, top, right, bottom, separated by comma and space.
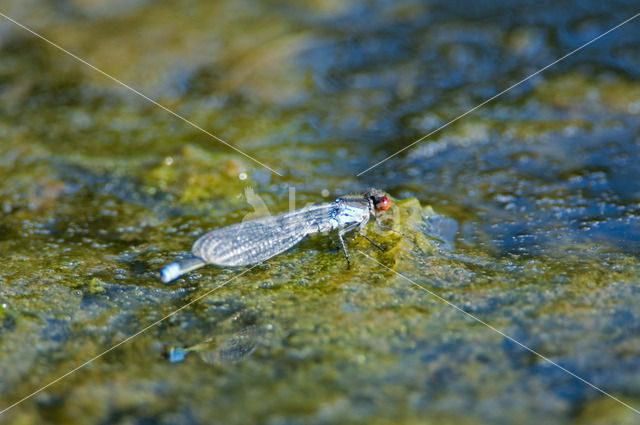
1, 1, 640, 424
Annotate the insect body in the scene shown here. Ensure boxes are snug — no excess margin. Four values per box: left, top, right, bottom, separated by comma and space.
161, 188, 393, 283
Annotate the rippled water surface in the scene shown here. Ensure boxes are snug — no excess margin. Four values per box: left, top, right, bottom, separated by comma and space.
1, 1, 640, 424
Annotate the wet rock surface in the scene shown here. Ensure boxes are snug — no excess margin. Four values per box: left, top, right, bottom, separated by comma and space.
1, 1, 640, 424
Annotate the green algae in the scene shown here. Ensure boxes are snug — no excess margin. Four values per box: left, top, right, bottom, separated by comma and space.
2, 1, 640, 424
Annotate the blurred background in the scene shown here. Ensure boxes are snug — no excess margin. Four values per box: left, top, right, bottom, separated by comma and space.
1, 0, 640, 424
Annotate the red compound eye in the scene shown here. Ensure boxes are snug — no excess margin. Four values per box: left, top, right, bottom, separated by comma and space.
376, 196, 390, 211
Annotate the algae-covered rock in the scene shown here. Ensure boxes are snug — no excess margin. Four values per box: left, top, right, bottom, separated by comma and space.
2, 1, 640, 424
373, 196, 457, 270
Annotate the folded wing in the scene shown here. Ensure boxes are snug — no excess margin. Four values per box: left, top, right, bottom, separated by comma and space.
192, 204, 334, 266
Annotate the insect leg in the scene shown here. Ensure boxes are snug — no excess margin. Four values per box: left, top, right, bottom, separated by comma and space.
337, 232, 350, 267
357, 230, 384, 251
356, 215, 383, 250
373, 213, 404, 236
337, 223, 359, 267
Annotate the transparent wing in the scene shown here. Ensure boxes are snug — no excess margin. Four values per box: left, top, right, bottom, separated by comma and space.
192, 203, 335, 266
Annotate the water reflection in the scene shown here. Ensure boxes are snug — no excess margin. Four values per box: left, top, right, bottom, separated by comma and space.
166, 325, 263, 365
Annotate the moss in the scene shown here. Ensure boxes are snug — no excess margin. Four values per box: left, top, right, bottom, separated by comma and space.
2, 2, 640, 424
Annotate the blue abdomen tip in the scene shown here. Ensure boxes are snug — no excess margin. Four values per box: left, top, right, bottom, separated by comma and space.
161, 263, 182, 284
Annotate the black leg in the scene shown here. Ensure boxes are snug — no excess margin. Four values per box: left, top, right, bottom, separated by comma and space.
358, 230, 384, 251
337, 223, 360, 267
373, 214, 404, 236
337, 232, 351, 267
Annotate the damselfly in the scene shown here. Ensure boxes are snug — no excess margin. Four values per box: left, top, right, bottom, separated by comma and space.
161, 188, 396, 283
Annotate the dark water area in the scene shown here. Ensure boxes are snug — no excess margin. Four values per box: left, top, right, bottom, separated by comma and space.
1, 0, 640, 424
